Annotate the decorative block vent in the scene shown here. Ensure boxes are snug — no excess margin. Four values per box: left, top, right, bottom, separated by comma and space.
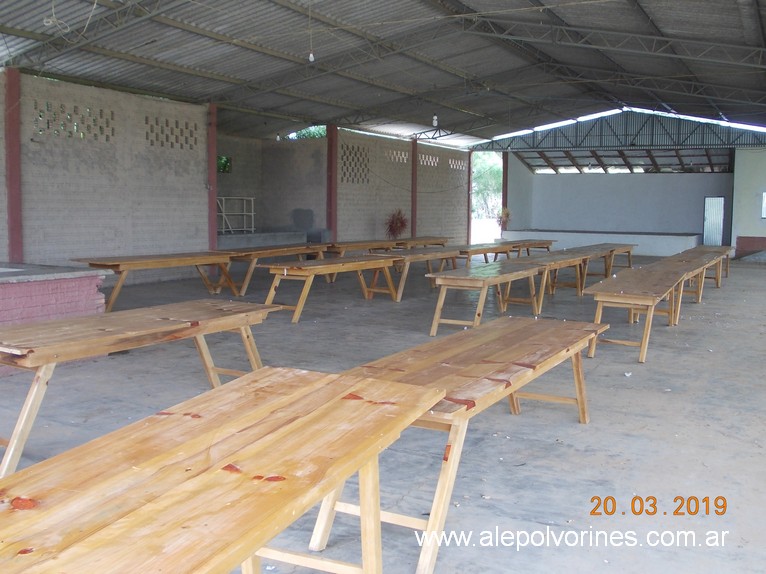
145, 116, 199, 150
385, 149, 409, 163
449, 158, 468, 171
419, 153, 440, 167
32, 100, 115, 142
340, 143, 370, 184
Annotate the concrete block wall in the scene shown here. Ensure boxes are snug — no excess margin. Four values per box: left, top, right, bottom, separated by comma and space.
217, 134, 262, 229
336, 130, 411, 240
416, 144, 469, 244
260, 138, 327, 233
17, 75, 208, 284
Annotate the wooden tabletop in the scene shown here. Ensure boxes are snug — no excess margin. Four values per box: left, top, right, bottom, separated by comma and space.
0, 300, 281, 369
425, 258, 544, 287
225, 243, 329, 260
265, 254, 399, 275
326, 239, 399, 253
0, 367, 444, 573
346, 315, 607, 421
73, 251, 235, 270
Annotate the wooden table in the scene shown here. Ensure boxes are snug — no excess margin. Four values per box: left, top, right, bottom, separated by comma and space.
584, 268, 682, 363
74, 251, 238, 312
224, 243, 330, 296
311, 316, 608, 574
394, 236, 450, 248
325, 239, 399, 256
375, 246, 461, 302
425, 259, 545, 335
0, 299, 280, 477
0, 367, 444, 574
454, 239, 553, 266
264, 255, 399, 323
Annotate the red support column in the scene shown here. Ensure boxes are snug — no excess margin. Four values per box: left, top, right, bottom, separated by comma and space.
410, 139, 418, 237
5, 68, 23, 262
467, 151, 473, 244
207, 103, 218, 251
326, 125, 338, 241
501, 151, 509, 231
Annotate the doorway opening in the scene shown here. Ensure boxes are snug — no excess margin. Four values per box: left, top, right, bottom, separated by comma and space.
470, 151, 503, 243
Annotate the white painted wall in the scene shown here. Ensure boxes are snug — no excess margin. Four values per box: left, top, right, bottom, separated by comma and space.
506, 162, 733, 241
731, 148, 766, 245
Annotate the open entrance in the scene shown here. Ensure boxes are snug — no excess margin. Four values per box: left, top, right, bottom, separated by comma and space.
470, 151, 503, 243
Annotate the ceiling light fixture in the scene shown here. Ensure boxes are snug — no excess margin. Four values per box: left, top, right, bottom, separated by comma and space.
432, 114, 438, 127
308, 0, 315, 63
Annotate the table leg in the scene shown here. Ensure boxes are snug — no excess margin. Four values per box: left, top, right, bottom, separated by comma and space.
638, 305, 655, 363
0, 363, 57, 478
359, 455, 383, 573
291, 275, 315, 323
571, 352, 590, 424
239, 326, 263, 370
534, 270, 549, 315
105, 270, 129, 312
587, 301, 604, 358
394, 260, 411, 302
309, 484, 346, 551
415, 419, 470, 574
194, 334, 223, 388
238, 258, 260, 296
430, 286, 449, 336
240, 554, 261, 574
472, 286, 489, 327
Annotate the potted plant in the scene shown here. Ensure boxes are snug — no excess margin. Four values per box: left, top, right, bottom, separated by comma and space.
496, 207, 511, 230
385, 208, 408, 239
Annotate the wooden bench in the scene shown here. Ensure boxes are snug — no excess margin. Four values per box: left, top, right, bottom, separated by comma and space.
311, 316, 608, 574
0, 299, 280, 477
224, 242, 330, 295
425, 259, 545, 335
74, 251, 238, 312
264, 255, 399, 323
0, 367, 444, 574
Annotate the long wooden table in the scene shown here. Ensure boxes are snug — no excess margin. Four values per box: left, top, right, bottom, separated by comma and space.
74, 251, 239, 312
224, 242, 330, 296
264, 255, 399, 323
311, 316, 608, 574
0, 367, 444, 574
425, 259, 545, 335
373, 246, 461, 302
0, 299, 280, 477
584, 267, 683, 363
454, 239, 554, 266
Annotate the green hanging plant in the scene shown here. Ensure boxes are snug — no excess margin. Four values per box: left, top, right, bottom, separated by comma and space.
385, 208, 408, 239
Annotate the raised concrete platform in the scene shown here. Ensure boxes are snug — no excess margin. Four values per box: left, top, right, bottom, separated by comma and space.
502, 229, 701, 256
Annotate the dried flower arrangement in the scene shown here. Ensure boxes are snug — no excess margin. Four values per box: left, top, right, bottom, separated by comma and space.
385, 208, 408, 239
496, 207, 511, 229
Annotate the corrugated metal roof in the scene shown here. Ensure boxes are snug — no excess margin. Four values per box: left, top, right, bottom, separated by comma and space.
2, 0, 765, 165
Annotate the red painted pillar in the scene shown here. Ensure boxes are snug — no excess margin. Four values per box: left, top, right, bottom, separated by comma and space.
501, 151, 509, 231
466, 151, 473, 244
326, 125, 338, 241
410, 139, 418, 237
5, 68, 23, 262
207, 103, 218, 251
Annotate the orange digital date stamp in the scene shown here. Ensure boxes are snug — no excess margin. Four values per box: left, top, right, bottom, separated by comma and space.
590, 495, 727, 516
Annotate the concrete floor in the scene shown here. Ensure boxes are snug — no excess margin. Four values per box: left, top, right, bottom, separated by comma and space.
1, 256, 764, 573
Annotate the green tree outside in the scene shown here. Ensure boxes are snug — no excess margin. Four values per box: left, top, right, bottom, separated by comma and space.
471, 151, 503, 219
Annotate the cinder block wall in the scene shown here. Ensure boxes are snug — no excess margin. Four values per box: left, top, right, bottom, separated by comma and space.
416, 144, 469, 244
18, 75, 208, 284
336, 130, 411, 240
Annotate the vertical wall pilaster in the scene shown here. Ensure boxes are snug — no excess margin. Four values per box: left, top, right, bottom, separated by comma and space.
5, 68, 22, 262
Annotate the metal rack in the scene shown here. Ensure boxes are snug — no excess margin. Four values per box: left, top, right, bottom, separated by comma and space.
217, 197, 255, 233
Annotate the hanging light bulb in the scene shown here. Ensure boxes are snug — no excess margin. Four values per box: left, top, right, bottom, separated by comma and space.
276, 133, 281, 142
309, 51, 315, 63
432, 114, 438, 127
